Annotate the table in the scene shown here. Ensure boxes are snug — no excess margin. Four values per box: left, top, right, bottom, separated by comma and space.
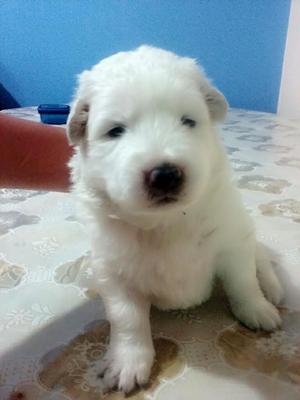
1, 107, 300, 399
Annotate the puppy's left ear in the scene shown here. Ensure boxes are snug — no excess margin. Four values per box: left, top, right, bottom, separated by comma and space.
66, 101, 89, 145
202, 84, 228, 123
66, 70, 91, 145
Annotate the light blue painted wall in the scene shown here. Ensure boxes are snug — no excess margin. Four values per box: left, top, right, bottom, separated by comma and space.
1, 0, 291, 112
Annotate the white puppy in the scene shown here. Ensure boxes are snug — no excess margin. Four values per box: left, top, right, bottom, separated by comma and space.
67, 46, 283, 393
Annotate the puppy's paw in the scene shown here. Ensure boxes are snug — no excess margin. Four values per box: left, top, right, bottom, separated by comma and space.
261, 275, 284, 306
99, 343, 154, 394
256, 257, 284, 305
232, 298, 281, 331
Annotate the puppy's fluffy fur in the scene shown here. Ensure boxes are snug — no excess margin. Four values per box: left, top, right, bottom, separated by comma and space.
67, 46, 283, 393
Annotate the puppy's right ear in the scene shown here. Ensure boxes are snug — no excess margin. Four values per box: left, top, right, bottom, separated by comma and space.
201, 84, 228, 123
66, 101, 89, 145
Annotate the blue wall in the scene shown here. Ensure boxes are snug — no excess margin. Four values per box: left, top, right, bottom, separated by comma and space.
0, 0, 290, 112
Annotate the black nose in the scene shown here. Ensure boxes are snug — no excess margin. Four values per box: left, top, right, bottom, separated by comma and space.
145, 163, 184, 197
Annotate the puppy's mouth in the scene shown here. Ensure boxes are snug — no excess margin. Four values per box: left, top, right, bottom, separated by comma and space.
154, 195, 178, 205
147, 192, 183, 208
147, 185, 185, 208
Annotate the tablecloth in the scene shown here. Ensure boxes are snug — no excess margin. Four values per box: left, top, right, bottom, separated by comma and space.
1, 107, 300, 399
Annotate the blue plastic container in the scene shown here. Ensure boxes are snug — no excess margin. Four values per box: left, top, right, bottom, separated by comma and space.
38, 104, 70, 125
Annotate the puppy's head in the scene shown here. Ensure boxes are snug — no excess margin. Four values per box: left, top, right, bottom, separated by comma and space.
67, 46, 227, 221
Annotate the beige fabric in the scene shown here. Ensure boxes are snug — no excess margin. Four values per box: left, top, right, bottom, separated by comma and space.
1, 107, 300, 399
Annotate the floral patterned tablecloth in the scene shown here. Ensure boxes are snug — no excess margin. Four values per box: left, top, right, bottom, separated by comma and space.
0, 107, 300, 400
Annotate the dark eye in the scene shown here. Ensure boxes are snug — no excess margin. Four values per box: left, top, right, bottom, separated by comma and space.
181, 116, 196, 128
106, 125, 126, 138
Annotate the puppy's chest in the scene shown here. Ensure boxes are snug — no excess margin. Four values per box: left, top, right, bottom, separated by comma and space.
127, 228, 216, 309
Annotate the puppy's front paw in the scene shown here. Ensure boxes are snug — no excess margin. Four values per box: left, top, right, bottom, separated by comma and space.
99, 343, 154, 394
262, 275, 284, 306
232, 298, 281, 331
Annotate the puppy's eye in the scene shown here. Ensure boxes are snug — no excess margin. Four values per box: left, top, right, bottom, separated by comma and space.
106, 126, 126, 138
181, 116, 196, 128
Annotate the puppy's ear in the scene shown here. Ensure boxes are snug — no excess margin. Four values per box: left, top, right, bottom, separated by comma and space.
202, 84, 228, 122
187, 59, 228, 122
66, 101, 89, 145
67, 70, 92, 145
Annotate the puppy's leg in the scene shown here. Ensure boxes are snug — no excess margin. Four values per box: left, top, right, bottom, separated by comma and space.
219, 240, 281, 331
99, 282, 154, 394
256, 243, 283, 305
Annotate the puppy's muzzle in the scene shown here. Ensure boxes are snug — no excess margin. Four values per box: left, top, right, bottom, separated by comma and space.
144, 163, 184, 203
